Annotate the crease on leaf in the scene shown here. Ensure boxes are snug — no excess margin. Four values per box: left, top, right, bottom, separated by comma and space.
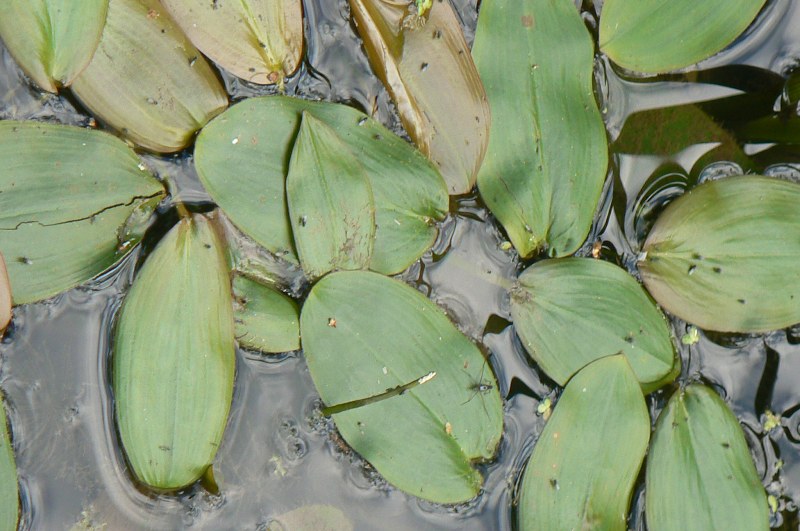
0, 191, 162, 232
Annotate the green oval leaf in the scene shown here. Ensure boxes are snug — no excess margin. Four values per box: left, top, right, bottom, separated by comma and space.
473, 0, 608, 258
646, 384, 769, 531
349, 0, 490, 194
0, 121, 165, 304
195, 96, 447, 274
301, 270, 502, 503
71, 0, 228, 152
233, 274, 299, 354
0, 254, 10, 334
0, 399, 18, 531
113, 214, 235, 489
510, 258, 677, 393
518, 355, 649, 531
287, 113, 375, 278
0, 0, 108, 92
599, 0, 768, 74
160, 0, 302, 85
640, 175, 800, 332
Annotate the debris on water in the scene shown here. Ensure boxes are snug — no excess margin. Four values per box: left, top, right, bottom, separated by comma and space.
763, 410, 781, 433
681, 326, 700, 346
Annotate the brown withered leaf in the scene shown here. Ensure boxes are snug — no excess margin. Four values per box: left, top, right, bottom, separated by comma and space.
349, 0, 490, 194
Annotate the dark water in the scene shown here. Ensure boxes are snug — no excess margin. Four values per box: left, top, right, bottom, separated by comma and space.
2, 0, 800, 529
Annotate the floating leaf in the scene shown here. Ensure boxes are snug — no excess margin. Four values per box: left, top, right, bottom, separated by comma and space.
114, 214, 235, 489
267, 505, 353, 531
286, 113, 375, 278
195, 96, 447, 274
518, 355, 649, 530
646, 384, 769, 531
233, 275, 299, 354
0, 399, 18, 531
0, 0, 108, 92
510, 258, 677, 393
0, 121, 164, 304
71, 0, 228, 152
640, 175, 800, 332
599, 0, 768, 74
301, 270, 502, 503
349, 0, 490, 194
473, 0, 608, 258
0, 254, 9, 334
160, 0, 302, 85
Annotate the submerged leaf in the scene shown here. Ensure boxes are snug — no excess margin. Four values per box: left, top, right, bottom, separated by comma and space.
287, 113, 375, 278
518, 355, 649, 531
640, 175, 800, 332
0, 121, 164, 304
646, 385, 769, 531
233, 275, 299, 354
510, 258, 677, 393
349, 0, 490, 194
0, 398, 18, 531
616, 104, 751, 171
114, 214, 235, 489
195, 96, 447, 274
599, 0, 768, 74
0, 0, 108, 92
71, 0, 228, 152
301, 270, 502, 503
161, 0, 303, 85
473, 0, 608, 258
267, 505, 353, 531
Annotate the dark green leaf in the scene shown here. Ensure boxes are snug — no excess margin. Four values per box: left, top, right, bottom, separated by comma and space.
195, 96, 448, 274
510, 258, 677, 393
518, 355, 649, 530
640, 175, 800, 332
301, 270, 502, 503
71, 0, 228, 152
114, 214, 235, 489
0, 121, 164, 304
599, 0, 768, 74
646, 384, 769, 531
473, 0, 608, 258
616, 104, 751, 171
0, 0, 108, 92
286, 113, 375, 278
233, 275, 299, 354
349, 0, 490, 194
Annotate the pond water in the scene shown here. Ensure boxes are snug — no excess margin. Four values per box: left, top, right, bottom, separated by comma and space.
2, 0, 800, 529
